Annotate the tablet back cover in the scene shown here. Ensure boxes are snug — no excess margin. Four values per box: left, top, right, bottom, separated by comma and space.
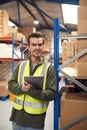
24, 76, 44, 90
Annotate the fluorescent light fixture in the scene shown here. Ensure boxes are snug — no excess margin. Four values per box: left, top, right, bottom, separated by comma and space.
34, 20, 39, 25
62, 4, 79, 24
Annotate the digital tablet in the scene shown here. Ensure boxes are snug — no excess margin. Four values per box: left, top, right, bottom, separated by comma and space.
24, 76, 44, 90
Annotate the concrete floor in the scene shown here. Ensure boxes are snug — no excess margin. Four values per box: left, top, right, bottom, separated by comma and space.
0, 99, 12, 130
0, 99, 54, 130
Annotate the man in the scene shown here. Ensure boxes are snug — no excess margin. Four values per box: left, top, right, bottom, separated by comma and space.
8, 31, 56, 130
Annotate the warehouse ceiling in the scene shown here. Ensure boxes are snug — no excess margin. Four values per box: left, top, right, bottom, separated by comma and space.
0, 0, 79, 33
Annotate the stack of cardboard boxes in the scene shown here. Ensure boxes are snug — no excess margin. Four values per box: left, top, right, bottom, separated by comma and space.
76, 0, 87, 77
62, 39, 87, 77
78, 0, 87, 34
18, 27, 36, 44
0, 10, 9, 36
75, 40, 87, 77
62, 0, 87, 77
62, 40, 76, 67
0, 9, 25, 41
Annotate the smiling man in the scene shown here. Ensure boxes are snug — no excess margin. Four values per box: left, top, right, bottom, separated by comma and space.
8, 31, 57, 130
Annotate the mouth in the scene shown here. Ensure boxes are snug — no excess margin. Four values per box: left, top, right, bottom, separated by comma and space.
33, 50, 41, 55
34, 50, 41, 53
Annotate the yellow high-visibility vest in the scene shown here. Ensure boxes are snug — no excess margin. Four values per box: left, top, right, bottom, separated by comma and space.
13, 60, 50, 114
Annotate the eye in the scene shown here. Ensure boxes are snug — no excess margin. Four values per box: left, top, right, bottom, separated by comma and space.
31, 43, 43, 47
32, 43, 36, 46
38, 43, 43, 47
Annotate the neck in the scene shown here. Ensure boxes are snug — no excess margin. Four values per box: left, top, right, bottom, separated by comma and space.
31, 56, 41, 64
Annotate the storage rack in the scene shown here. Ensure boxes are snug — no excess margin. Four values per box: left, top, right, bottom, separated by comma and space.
11, 33, 24, 73
0, 34, 24, 101
53, 18, 87, 130
0, 34, 25, 73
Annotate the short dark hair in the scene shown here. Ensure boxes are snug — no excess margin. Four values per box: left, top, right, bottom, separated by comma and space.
27, 31, 45, 45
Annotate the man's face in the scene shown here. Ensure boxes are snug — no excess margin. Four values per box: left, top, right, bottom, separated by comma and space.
28, 37, 44, 58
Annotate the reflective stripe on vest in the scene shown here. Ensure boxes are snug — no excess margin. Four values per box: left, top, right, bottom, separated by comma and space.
13, 60, 50, 114
14, 98, 48, 108
19, 60, 28, 85
41, 61, 50, 76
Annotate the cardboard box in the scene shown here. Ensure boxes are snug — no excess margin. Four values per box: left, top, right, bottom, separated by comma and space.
60, 92, 87, 130
78, 20, 87, 35
76, 49, 87, 62
18, 27, 36, 43
75, 40, 87, 49
76, 62, 87, 76
80, 0, 87, 6
0, 81, 9, 97
65, 50, 75, 58
0, 10, 9, 36
62, 41, 75, 58
78, 20, 87, 34
78, 6, 87, 20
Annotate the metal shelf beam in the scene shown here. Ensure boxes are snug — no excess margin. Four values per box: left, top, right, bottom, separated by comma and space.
59, 35, 87, 40
59, 48, 87, 70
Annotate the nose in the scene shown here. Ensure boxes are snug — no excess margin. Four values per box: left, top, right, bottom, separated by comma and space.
36, 45, 39, 49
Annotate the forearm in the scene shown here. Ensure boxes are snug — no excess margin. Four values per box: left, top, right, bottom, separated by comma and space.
8, 62, 23, 95
8, 79, 23, 95
28, 87, 56, 101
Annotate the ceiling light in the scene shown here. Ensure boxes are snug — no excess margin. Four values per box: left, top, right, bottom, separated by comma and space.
34, 20, 39, 25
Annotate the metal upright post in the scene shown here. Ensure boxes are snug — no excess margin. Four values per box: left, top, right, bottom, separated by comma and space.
21, 37, 24, 60
54, 18, 59, 130
12, 33, 15, 73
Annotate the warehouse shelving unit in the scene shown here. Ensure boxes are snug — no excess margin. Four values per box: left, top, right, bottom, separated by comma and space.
0, 34, 25, 101
53, 18, 87, 130
11, 33, 24, 72
0, 34, 25, 72
0, 35, 23, 100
